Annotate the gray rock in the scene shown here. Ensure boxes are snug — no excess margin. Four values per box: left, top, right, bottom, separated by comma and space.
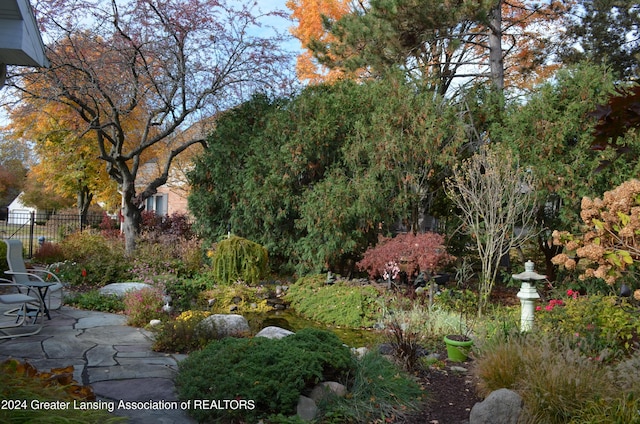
296, 395, 318, 421
254, 326, 294, 339
352, 346, 369, 358
469, 388, 523, 424
196, 314, 250, 338
98, 282, 153, 298
309, 381, 347, 403
450, 365, 468, 373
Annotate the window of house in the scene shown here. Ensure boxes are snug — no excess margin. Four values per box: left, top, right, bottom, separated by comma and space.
146, 194, 168, 216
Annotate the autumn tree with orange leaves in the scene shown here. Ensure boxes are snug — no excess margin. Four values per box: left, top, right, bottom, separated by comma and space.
0, 132, 29, 207
286, 0, 355, 84
4, 0, 293, 254
7, 96, 119, 222
288, 0, 568, 93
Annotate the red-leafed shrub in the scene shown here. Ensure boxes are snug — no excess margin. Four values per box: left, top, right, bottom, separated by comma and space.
357, 232, 455, 280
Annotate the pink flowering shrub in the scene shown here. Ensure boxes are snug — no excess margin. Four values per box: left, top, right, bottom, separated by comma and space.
535, 289, 578, 312
123, 287, 165, 327
537, 298, 565, 312
357, 232, 455, 281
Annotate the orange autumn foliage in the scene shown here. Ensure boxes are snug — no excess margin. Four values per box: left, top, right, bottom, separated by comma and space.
286, 0, 352, 84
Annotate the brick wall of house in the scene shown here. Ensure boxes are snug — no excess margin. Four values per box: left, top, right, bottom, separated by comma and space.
157, 186, 190, 217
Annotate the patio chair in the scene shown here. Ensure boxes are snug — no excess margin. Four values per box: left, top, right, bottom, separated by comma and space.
0, 279, 44, 339
4, 239, 65, 318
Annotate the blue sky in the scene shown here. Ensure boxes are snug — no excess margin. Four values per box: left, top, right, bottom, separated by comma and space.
253, 0, 302, 54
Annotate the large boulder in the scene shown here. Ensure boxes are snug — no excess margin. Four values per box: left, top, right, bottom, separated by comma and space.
196, 314, 250, 338
469, 388, 523, 424
98, 282, 152, 298
309, 381, 347, 403
296, 395, 318, 421
254, 326, 294, 339
297, 382, 348, 421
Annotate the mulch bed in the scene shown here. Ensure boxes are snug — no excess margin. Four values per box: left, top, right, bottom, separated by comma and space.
402, 350, 483, 424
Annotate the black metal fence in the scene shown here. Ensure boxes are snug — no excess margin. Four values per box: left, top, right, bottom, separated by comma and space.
0, 211, 107, 257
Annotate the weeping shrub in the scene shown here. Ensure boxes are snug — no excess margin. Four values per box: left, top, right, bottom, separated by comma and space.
210, 236, 269, 285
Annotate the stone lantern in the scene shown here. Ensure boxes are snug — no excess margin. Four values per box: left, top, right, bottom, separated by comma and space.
512, 260, 546, 332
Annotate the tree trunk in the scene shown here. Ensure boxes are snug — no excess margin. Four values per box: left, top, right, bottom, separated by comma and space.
538, 234, 562, 282
77, 186, 93, 230
120, 179, 142, 256
488, 0, 504, 92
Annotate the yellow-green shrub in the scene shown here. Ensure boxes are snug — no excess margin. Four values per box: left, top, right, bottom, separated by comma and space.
199, 282, 273, 314
285, 275, 384, 328
210, 236, 269, 285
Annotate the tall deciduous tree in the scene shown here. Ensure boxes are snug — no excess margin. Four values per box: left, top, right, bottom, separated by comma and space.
7, 98, 119, 221
286, 0, 354, 83
0, 132, 30, 207
288, 0, 567, 93
5, 0, 293, 254
20, 174, 75, 212
446, 145, 538, 314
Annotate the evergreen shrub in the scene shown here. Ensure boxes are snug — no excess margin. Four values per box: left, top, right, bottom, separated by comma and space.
176, 328, 353, 423
210, 236, 269, 285
285, 275, 383, 328
164, 277, 212, 313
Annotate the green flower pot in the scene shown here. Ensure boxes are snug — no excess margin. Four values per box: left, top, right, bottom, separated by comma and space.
444, 335, 473, 362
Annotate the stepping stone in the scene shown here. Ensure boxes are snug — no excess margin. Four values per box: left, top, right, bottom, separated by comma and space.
86, 344, 118, 367
76, 312, 127, 329
92, 377, 178, 402
43, 335, 96, 359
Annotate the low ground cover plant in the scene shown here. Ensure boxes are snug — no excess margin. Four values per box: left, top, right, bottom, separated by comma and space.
176, 327, 423, 423
65, 290, 124, 313
176, 328, 354, 423
285, 275, 384, 328
199, 280, 274, 314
